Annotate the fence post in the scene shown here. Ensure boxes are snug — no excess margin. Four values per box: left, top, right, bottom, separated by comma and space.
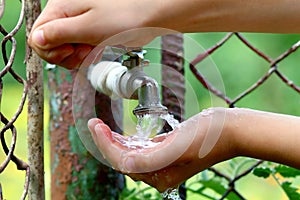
161, 34, 185, 198
48, 63, 124, 198
24, 0, 45, 199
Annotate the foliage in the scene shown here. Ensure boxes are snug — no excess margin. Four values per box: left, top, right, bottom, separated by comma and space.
119, 181, 161, 200
253, 164, 300, 198
119, 158, 300, 199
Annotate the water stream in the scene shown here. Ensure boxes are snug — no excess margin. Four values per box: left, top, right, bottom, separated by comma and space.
135, 113, 182, 200
113, 113, 182, 200
115, 113, 180, 149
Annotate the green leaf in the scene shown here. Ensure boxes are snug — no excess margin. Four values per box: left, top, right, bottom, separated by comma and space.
200, 179, 226, 195
199, 179, 241, 200
142, 193, 152, 199
119, 188, 137, 199
275, 165, 300, 178
253, 167, 272, 178
281, 182, 300, 199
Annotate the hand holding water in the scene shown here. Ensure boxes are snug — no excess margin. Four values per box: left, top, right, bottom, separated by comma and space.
88, 108, 233, 192
88, 107, 300, 192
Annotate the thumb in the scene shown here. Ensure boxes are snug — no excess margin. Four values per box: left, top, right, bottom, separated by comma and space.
30, 15, 100, 50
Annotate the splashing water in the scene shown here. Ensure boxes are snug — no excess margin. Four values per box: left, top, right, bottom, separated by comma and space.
160, 113, 180, 130
161, 188, 182, 200
113, 113, 182, 199
136, 114, 162, 139
114, 113, 179, 149
135, 114, 182, 200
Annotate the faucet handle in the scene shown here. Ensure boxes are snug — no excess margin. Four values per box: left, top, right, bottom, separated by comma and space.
127, 48, 146, 59
107, 46, 142, 57
122, 49, 149, 69
107, 46, 149, 68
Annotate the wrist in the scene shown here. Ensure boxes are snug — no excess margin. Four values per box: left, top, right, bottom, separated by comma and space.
113, 0, 175, 45
228, 108, 276, 160
215, 108, 238, 161
139, 0, 186, 31
195, 108, 237, 165
139, 0, 228, 33
129, 0, 161, 29
228, 108, 300, 168
225, 108, 244, 159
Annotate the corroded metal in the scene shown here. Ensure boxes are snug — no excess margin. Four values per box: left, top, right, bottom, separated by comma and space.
48, 58, 124, 198
161, 34, 185, 125
25, 0, 44, 199
161, 34, 186, 198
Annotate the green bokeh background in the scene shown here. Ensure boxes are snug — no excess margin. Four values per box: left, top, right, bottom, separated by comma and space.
1, 0, 300, 199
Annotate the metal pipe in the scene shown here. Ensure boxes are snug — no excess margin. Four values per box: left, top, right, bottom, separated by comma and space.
133, 76, 168, 116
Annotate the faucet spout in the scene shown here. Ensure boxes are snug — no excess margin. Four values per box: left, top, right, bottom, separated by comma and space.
133, 76, 167, 116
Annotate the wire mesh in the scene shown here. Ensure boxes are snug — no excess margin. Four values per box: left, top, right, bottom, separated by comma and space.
0, 0, 30, 199
189, 32, 300, 199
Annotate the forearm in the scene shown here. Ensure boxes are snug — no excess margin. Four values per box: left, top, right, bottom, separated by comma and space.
146, 0, 300, 33
229, 108, 300, 169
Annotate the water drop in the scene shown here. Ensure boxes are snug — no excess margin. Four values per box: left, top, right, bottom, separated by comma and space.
160, 113, 180, 130
200, 108, 214, 117
161, 188, 182, 200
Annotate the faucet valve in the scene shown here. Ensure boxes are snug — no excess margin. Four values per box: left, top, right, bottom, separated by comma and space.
122, 48, 149, 69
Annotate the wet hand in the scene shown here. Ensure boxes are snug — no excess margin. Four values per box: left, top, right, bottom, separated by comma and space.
88, 108, 233, 192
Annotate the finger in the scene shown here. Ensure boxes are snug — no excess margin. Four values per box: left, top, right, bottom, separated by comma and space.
123, 116, 200, 173
59, 44, 93, 69
30, 14, 100, 50
30, 0, 91, 32
88, 115, 199, 174
90, 120, 183, 173
87, 118, 103, 132
90, 120, 158, 173
31, 44, 75, 65
31, 43, 93, 69
88, 119, 127, 169
88, 119, 150, 172
87, 118, 103, 147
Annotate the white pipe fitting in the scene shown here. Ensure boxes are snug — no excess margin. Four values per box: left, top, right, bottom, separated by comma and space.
88, 61, 128, 99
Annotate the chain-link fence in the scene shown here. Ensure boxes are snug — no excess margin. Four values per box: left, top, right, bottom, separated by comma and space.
0, 0, 44, 199
190, 32, 300, 105
188, 32, 300, 199
0, 0, 30, 199
1, 0, 300, 199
